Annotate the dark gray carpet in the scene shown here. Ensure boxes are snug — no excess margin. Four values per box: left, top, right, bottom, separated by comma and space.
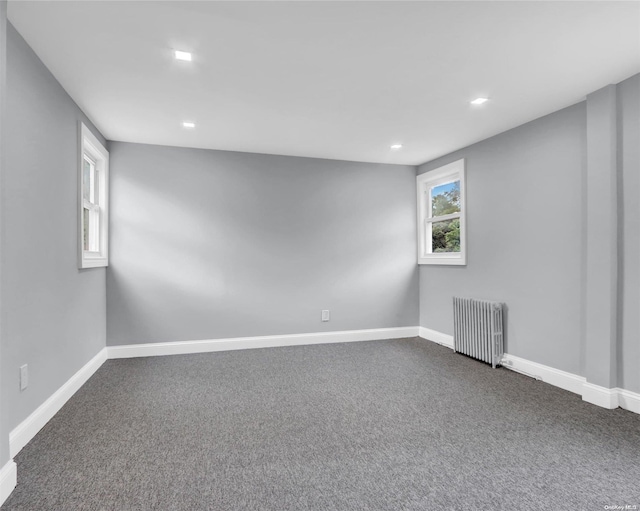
2, 338, 639, 510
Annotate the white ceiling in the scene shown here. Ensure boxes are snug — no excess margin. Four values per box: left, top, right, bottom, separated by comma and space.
7, 1, 640, 165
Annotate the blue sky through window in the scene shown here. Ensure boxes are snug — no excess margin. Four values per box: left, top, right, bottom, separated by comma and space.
431, 181, 458, 197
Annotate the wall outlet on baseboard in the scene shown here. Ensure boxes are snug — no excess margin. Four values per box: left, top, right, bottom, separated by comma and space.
20, 364, 28, 391
321, 310, 330, 322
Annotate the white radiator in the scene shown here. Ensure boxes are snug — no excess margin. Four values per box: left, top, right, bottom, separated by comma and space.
453, 297, 504, 368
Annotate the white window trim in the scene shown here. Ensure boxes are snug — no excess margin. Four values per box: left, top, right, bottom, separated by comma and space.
78, 122, 109, 269
417, 159, 466, 266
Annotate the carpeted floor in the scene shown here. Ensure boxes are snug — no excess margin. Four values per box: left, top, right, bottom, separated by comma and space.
2, 337, 639, 510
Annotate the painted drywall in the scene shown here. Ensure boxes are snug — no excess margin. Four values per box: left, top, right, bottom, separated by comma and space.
418, 103, 586, 376
618, 74, 640, 393
0, 0, 8, 469
107, 143, 418, 345
584, 84, 618, 389
1, 24, 106, 433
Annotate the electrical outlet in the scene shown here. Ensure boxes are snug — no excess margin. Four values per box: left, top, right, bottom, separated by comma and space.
20, 364, 28, 391
321, 310, 330, 322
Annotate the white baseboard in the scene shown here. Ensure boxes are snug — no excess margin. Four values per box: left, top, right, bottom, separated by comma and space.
581, 384, 640, 412
500, 353, 586, 395
421, 326, 640, 415
9, 348, 108, 458
418, 327, 454, 349
107, 326, 420, 359
0, 460, 17, 506
582, 382, 619, 409
617, 388, 640, 414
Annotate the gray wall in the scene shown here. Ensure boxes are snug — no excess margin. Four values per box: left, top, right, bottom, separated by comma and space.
0, 0, 8, 468
107, 143, 418, 345
584, 84, 618, 389
1, 24, 107, 434
418, 103, 586, 375
618, 74, 640, 393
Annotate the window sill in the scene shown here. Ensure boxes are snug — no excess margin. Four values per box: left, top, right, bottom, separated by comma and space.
80, 256, 108, 269
418, 255, 466, 266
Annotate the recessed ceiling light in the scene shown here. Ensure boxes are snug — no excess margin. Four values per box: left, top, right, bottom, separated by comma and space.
182, 121, 195, 129
174, 50, 192, 62
391, 144, 403, 150
470, 97, 489, 105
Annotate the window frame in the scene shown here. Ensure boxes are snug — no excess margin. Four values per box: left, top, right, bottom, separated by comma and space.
416, 159, 466, 266
78, 122, 109, 269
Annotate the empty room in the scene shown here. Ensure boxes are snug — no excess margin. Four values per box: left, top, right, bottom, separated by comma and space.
0, 1, 639, 509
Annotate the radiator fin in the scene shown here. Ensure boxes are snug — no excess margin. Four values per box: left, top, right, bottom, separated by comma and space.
453, 297, 504, 368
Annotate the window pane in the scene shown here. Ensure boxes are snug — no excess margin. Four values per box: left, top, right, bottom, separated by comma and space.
83, 159, 91, 201
91, 211, 100, 252
84, 157, 98, 204
431, 218, 460, 253
83, 208, 90, 251
92, 168, 99, 204
431, 180, 460, 217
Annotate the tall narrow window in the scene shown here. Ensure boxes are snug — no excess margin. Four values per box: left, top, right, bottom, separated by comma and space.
79, 123, 109, 268
417, 159, 466, 265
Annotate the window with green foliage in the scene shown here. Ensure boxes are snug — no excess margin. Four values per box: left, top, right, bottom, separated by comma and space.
417, 159, 466, 265
430, 181, 461, 253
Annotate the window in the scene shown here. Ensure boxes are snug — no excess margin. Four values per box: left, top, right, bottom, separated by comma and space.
417, 159, 466, 265
78, 123, 109, 268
